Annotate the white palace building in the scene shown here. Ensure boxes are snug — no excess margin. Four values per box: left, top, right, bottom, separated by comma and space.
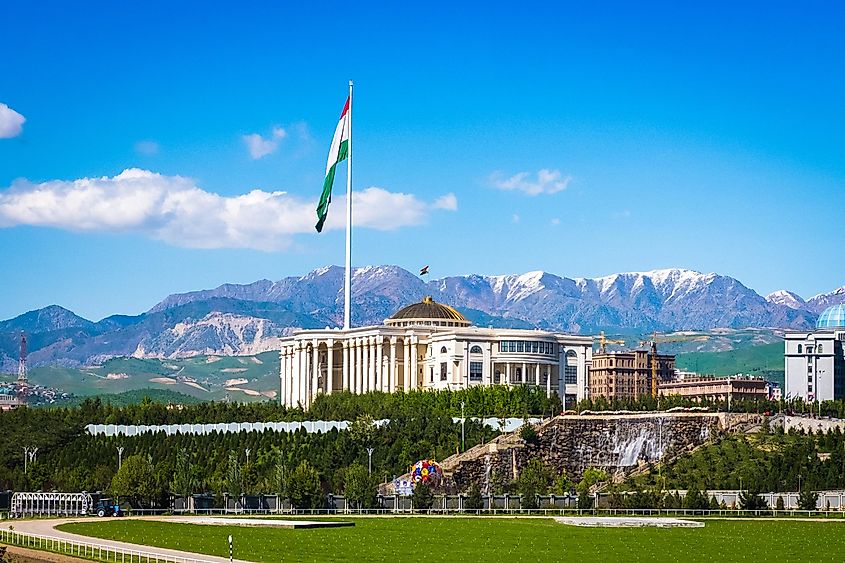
279, 297, 593, 409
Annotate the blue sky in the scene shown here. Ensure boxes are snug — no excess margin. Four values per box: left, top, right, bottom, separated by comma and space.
1, 1, 843, 320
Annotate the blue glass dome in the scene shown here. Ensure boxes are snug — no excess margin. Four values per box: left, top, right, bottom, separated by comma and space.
817, 304, 845, 329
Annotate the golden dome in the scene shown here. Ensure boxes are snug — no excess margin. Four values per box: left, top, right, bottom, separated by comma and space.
385, 296, 471, 327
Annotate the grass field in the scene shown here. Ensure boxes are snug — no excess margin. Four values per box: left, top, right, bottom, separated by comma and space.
59, 517, 845, 563
675, 342, 784, 386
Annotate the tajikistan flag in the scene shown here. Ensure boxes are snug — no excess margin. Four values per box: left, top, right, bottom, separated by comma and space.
315, 97, 350, 232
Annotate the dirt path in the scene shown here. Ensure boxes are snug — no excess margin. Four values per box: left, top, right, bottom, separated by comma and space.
2, 544, 88, 563
6, 518, 250, 563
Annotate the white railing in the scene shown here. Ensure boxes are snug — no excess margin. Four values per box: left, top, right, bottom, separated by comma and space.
0, 528, 213, 563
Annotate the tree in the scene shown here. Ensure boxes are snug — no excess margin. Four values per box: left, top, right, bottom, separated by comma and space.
344, 463, 376, 509
412, 482, 434, 510
683, 487, 709, 510
349, 414, 377, 446
775, 496, 785, 510
465, 483, 483, 511
709, 495, 721, 510
110, 454, 156, 508
520, 424, 539, 446
552, 472, 572, 496
738, 489, 769, 511
225, 451, 242, 505
798, 488, 819, 511
273, 454, 286, 499
171, 447, 193, 499
517, 458, 551, 509
287, 460, 323, 509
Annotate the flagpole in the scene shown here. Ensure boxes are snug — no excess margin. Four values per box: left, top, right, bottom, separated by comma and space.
344, 80, 353, 331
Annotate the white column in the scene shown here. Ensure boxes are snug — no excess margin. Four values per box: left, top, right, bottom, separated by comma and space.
376, 337, 384, 392
327, 339, 334, 395
296, 342, 305, 406
404, 338, 411, 392
546, 363, 552, 397
342, 340, 350, 391
356, 337, 364, 393
522, 362, 527, 384
311, 340, 319, 406
411, 336, 419, 390
279, 349, 286, 406
368, 336, 377, 392
506, 362, 511, 387
389, 337, 397, 393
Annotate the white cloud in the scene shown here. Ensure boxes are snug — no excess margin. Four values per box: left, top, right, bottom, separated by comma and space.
550, 217, 560, 226
0, 103, 25, 139
243, 126, 287, 159
433, 193, 458, 211
511, 214, 520, 223
134, 140, 160, 156
491, 168, 571, 196
0, 169, 453, 251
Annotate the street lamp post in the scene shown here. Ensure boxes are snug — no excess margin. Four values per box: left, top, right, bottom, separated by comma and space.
23, 446, 37, 474
245, 448, 251, 465
366, 447, 374, 474
460, 401, 466, 453
117, 446, 124, 470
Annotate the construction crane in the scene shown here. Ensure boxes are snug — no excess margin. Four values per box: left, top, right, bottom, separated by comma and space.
639, 331, 688, 397
595, 331, 625, 354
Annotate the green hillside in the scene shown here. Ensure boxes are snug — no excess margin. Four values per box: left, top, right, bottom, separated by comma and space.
0, 351, 281, 403
676, 342, 784, 386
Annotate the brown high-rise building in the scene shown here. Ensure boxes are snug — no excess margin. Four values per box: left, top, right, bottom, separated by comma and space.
588, 349, 675, 400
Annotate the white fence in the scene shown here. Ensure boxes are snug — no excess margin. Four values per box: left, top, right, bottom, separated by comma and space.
0, 528, 212, 563
85, 417, 540, 436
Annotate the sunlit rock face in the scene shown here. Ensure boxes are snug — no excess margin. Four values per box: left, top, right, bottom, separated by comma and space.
449, 412, 722, 492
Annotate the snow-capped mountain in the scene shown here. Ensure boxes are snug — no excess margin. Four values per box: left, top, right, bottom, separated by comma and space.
766, 290, 807, 310
1, 265, 840, 368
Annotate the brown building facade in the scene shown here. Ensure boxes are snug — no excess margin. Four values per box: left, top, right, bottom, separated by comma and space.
658, 375, 767, 402
589, 349, 675, 400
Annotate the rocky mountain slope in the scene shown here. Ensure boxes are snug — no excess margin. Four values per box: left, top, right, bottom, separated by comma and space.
1, 266, 842, 369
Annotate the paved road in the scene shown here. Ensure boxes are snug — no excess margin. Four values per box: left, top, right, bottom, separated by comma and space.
10, 517, 252, 563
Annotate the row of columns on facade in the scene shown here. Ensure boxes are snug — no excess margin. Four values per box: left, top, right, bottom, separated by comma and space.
280, 335, 420, 408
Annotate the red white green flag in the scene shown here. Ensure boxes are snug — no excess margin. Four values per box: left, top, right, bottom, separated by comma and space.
315, 97, 350, 232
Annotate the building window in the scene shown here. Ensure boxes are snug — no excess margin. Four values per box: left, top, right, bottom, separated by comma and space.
494, 371, 501, 384
817, 344, 822, 353
470, 362, 483, 381
440, 346, 448, 354
517, 341, 524, 352
564, 365, 577, 385
440, 362, 447, 381
806, 346, 814, 354
532, 342, 539, 353
808, 375, 813, 383
430, 367, 434, 383
798, 344, 802, 353
470, 345, 483, 354
808, 365, 813, 373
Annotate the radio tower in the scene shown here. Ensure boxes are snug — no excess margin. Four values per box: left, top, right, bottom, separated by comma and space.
17, 331, 28, 406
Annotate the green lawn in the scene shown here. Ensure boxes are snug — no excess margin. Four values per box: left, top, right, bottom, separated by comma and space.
59, 517, 845, 562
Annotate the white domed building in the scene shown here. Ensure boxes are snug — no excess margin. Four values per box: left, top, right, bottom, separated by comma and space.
278, 296, 593, 408
784, 304, 845, 401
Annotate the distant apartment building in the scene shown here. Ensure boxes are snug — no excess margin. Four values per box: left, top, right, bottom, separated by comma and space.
784, 304, 845, 402
0, 387, 21, 411
588, 348, 675, 400
658, 374, 768, 402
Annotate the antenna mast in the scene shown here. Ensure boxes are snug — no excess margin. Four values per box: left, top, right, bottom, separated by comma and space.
17, 331, 28, 406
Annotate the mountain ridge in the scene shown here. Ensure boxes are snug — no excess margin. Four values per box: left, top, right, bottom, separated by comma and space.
2, 266, 842, 370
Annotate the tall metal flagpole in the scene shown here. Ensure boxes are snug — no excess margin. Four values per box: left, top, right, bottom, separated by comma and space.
344, 80, 353, 331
